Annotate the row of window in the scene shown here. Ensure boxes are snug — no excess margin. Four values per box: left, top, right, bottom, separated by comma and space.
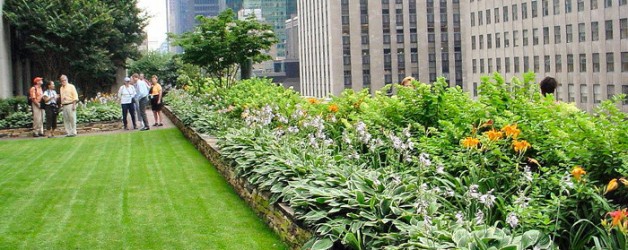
472, 82, 628, 104
471, 52, 628, 74
471, 19, 628, 50
471, 0, 628, 27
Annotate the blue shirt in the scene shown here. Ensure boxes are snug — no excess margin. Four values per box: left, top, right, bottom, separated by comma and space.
134, 80, 149, 99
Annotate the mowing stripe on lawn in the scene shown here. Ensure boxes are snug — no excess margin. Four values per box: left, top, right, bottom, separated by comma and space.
0, 129, 287, 249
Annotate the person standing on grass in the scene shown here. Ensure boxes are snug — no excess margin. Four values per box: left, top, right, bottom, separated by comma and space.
149, 75, 163, 127
132, 73, 150, 130
59, 74, 79, 137
29, 77, 45, 137
118, 77, 137, 130
42, 80, 59, 138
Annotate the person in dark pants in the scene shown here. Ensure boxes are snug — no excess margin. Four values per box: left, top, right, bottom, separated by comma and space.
42, 80, 59, 138
118, 77, 137, 130
132, 73, 150, 131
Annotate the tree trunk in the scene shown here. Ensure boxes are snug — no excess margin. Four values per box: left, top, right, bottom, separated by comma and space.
240, 59, 252, 80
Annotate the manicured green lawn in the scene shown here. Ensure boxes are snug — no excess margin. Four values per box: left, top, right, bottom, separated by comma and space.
0, 129, 287, 249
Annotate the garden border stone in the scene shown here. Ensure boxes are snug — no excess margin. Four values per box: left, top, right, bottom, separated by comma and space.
0, 121, 123, 138
162, 106, 312, 250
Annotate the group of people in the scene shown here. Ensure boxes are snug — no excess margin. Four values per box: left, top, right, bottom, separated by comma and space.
29, 74, 79, 138
117, 73, 164, 131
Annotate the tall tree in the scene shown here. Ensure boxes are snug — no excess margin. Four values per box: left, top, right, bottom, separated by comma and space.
3, 0, 147, 96
172, 9, 277, 88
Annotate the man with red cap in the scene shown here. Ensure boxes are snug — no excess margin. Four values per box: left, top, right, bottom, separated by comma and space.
29, 77, 45, 137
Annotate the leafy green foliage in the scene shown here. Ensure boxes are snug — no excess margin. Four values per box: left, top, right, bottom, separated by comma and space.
171, 9, 278, 88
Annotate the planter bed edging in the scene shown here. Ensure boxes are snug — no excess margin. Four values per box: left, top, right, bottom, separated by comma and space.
163, 106, 312, 249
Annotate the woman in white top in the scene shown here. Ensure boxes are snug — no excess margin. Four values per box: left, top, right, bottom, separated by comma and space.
42, 80, 59, 138
118, 77, 137, 130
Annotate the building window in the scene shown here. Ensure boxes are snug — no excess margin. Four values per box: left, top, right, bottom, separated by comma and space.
480, 58, 485, 73
397, 33, 404, 43
622, 52, 628, 72
362, 34, 369, 44
495, 8, 500, 23
593, 84, 602, 103
607, 84, 615, 100
473, 82, 478, 97
606, 20, 613, 40
567, 54, 574, 72
557, 84, 564, 101
532, 1, 539, 17
578, 0, 585, 11
592, 53, 600, 72
579, 54, 587, 72
471, 12, 475, 26
543, 27, 550, 44
479, 35, 484, 49
488, 58, 493, 72
544, 55, 551, 72
497, 57, 502, 72
486, 9, 491, 24
505, 57, 511, 73
504, 32, 510, 47
522, 3, 528, 19
566, 24, 573, 43
568, 84, 575, 102
472, 36, 476, 50
622, 0, 628, 6
472, 59, 477, 73
592, 21, 599, 41
624, 85, 628, 105
487, 34, 492, 48
578, 23, 586, 42
512, 4, 518, 20
514, 56, 520, 72
543, 0, 550, 15
478, 10, 483, 25
607, 52, 614, 72
591, 0, 598, 9
384, 35, 391, 44
555, 54, 562, 72
411, 48, 418, 63
533, 28, 539, 45
553, 0, 561, 14
495, 33, 501, 48
524, 56, 530, 71
621, 18, 628, 39
566, 0, 573, 13
580, 84, 588, 103
534, 56, 540, 72
513, 31, 519, 47
503, 6, 509, 21
605, 0, 612, 7
523, 29, 529, 46
344, 71, 352, 86
554, 26, 561, 43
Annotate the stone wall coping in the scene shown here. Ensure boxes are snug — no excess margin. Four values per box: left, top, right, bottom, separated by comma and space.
162, 106, 313, 250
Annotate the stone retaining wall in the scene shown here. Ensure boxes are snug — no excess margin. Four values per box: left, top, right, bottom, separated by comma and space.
0, 121, 123, 138
162, 106, 312, 250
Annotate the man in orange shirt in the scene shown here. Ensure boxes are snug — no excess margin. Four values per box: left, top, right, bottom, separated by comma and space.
29, 77, 44, 137
59, 74, 79, 137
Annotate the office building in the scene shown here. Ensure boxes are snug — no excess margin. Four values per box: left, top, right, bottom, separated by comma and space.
464, 0, 628, 112
298, 0, 463, 97
243, 0, 297, 58
166, 0, 225, 44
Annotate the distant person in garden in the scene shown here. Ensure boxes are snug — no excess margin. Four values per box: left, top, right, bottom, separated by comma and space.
118, 77, 138, 130
132, 73, 150, 131
29, 77, 45, 137
400, 76, 415, 88
149, 75, 163, 127
42, 80, 59, 138
59, 74, 79, 137
539, 77, 558, 97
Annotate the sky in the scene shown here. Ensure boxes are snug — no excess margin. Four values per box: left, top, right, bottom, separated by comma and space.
138, 0, 168, 50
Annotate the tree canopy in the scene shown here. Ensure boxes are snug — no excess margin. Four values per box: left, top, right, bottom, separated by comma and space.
3, 0, 147, 96
171, 9, 277, 88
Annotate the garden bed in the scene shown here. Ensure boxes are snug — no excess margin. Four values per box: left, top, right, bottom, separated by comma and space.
0, 120, 123, 138
162, 106, 312, 249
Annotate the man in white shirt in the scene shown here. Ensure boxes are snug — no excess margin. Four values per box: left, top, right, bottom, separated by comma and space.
132, 73, 150, 130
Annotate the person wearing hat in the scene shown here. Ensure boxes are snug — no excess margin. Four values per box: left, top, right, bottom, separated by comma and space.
59, 74, 79, 137
118, 77, 137, 130
29, 77, 45, 137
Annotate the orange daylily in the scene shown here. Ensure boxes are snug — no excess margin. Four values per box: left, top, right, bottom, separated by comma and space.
484, 129, 503, 141
608, 209, 628, 227
462, 137, 480, 148
307, 97, 320, 104
501, 124, 521, 138
619, 178, 628, 186
512, 140, 531, 153
605, 179, 619, 194
571, 166, 586, 181
328, 104, 339, 113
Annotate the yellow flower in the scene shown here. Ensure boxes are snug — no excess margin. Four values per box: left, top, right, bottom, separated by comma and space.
571, 166, 586, 181
501, 124, 521, 138
307, 97, 320, 104
619, 177, 628, 186
462, 137, 480, 148
328, 104, 339, 113
512, 140, 531, 153
484, 129, 503, 141
604, 179, 619, 194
